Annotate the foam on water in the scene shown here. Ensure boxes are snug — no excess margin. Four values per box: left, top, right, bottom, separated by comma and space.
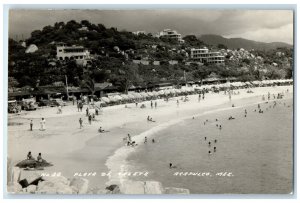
104, 98, 278, 187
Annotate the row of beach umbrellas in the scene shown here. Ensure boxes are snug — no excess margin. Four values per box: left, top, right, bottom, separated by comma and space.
100, 88, 194, 103
99, 79, 293, 104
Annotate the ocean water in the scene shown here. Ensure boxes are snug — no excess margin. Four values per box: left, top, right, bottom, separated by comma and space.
126, 99, 293, 194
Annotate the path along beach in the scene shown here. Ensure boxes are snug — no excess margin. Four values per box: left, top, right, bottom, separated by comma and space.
7, 85, 293, 193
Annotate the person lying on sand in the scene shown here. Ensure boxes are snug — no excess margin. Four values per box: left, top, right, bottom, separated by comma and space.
147, 116, 156, 122
169, 163, 177, 169
98, 127, 109, 133
228, 116, 235, 120
128, 141, 137, 147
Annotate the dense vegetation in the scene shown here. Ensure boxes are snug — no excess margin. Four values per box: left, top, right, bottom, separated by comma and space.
8, 20, 293, 93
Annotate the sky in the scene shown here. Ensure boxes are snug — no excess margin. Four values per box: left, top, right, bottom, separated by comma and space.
9, 9, 294, 44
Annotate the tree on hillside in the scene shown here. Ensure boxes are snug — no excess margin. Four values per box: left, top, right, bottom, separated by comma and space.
192, 66, 210, 83
80, 62, 108, 95
183, 35, 206, 47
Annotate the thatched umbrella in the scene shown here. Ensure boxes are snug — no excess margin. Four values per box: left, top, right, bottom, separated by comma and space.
101, 97, 110, 103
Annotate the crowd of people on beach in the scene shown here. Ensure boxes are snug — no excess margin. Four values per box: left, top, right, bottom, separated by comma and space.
25, 86, 291, 172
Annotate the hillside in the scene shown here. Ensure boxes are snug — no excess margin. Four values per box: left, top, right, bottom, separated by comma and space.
8, 20, 293, 93
198, 34, 293, 51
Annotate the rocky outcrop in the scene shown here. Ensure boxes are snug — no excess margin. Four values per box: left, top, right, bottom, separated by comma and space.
7, 167, 89, 194
7, 167, 189, 194
69, 177, 89, 194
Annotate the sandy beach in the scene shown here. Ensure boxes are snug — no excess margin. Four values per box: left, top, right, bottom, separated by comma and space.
7, 85, 293, 193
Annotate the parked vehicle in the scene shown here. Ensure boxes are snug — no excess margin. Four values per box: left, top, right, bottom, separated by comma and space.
20, 98, 38, 111
23, 100, 37, 111
8, 100, 22, 113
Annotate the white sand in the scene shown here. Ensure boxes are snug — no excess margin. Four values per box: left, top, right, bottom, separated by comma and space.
7, 85, 293, 190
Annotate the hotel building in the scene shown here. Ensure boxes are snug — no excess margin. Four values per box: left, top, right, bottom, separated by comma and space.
190, 48, 224, 64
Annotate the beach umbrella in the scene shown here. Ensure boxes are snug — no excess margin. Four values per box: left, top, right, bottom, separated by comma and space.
113, 95, 123, 101
101, 97, 110, 103
108, 96, 117, 102
164, 89, 171, 95
140, 92, 149, 98
152, 91, 159, 96
127, 93, 136, 99
174, 89, 181, 93
147, 92, 154, 97
170, 89, 176, 94
130, 92, 141, 99
158, 90, 165, 95
120, 94, 130, 100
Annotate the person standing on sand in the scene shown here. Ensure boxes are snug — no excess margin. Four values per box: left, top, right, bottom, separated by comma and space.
177, 100, 179, 107
30, 120, 33, 131
80, 103, 83, 112
86, 107, 89, 116
128, 134, 131, 142
144, 136, 147, 143
88, 114, 92, 125
155, 101, 157, 108
151, 101, 153, 109
40, 118, 46, 131
79, 118, 83, 129
198, 94, 201, 102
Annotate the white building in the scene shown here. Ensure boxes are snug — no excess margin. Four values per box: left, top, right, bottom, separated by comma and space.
56, 45, 90, 61
190, 48, 224, 64
133, 31, 146, 35
158, 29, 185, 43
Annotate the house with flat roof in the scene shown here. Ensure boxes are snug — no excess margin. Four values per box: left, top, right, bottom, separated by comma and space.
158, 29, 185, 43
56, 45, 90, 63
190, 48, 224, 64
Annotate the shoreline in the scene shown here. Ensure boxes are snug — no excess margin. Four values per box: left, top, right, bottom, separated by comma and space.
7, 85, 293, 194
123, 97, 293, 194
104, 86, 293, 192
